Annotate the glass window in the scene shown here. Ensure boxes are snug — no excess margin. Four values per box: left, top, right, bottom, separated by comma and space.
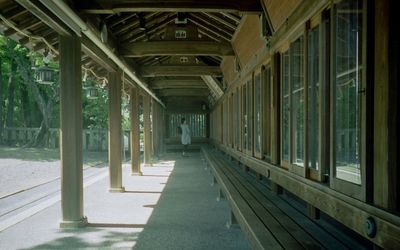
282, 50, 290, 161
291, 37, 305, 167
254, 73, 262, 155
247, 80, 253, 153
263, 66, 272, 159
308, 26, 320, 170
334, 0, 363, 184
242, 85, 247, 151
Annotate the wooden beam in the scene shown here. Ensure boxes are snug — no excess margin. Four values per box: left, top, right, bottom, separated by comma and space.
120, 41, 234, 57
120, 14, 176, 43
158, 88, 209, 97
15, 0, 71, 36
3, 18, 42, 36
187, 17, 231, 42
152, 85, 207, 89
201, 12, 237, 30
79, 0, 262, 14
151, 78, 206, 89
190, 13, 235, 37
201, 75, 224, 98
220, 12, 241, 24
81, 35, 117, 72
151, 78, 205, 86
140, 65, 222, 77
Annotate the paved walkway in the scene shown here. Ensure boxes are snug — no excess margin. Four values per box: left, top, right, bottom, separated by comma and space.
0, 152, 250, 249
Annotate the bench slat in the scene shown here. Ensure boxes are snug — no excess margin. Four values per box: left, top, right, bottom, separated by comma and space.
213, 156, 306, 249
205, 151, 284, 250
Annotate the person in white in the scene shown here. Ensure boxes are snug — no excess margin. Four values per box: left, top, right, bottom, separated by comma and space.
180, 117, 191, 156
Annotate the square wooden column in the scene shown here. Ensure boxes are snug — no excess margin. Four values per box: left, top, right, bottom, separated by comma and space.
143, 94, 152, 165
108, 71, 125, 192
152, 103, 159, 159
59, 34, 87, 228
130, 87, 142, 175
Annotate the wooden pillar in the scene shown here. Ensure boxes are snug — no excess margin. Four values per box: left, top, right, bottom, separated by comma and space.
143, 94, 152, 165
152, 102, 158, 159
130, 87, 142, 175
59, 34, 87, 228
108, 71, 125, 192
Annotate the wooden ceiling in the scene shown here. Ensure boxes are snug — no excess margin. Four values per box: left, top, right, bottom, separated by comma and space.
0, 0, 263, 109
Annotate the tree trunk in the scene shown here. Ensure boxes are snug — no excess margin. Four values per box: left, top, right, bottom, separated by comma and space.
20, 86, 31, 127
0, 57, 4, 144
6, 60, 17, 145
14, 55, 57, 147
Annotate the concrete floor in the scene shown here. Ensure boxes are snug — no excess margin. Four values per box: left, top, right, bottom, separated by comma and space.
0, 152, 250, 250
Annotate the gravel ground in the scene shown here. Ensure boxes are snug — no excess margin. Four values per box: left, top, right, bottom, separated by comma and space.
0, 147, 108, 198
0, 159, 60, 198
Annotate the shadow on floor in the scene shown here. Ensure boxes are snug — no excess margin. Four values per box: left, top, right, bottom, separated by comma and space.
131, 152, 251, 250
23, 229, 140, 250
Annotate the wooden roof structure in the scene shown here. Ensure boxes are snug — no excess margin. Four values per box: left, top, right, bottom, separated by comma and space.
0, 0, 263, 109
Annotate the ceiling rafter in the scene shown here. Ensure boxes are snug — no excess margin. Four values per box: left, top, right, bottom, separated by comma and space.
200, 12, 236, 30
3, 17, 41, 36
77, 0, 262, 14
117, 12, 173, 41
108, 13, 136, 28
187, 17, 231, 42
120, 41, 234, 57
125, 14, 177, 43
112, 12, 158, 36
189, 13, 234, 38
219, 12, 241, 24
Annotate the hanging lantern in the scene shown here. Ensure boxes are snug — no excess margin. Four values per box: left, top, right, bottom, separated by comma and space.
34, 65, 56, 85
86, 86, 99, 99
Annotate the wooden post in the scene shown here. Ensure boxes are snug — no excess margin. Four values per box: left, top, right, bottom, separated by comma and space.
271, 182, 283, 195
143, 94, 152, 165
307, 204, 320, 220
152, 102, 159, 159
130, 87, 142, 175
108, 71, 125, 192
59, 34, 87, 228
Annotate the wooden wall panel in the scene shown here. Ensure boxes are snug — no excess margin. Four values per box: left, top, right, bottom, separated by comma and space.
220, 56, 236, 86
232, 15, 265, 69
262, 0, 302, 31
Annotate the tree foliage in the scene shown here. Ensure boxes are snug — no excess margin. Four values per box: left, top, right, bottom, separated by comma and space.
0, 35, 111, 147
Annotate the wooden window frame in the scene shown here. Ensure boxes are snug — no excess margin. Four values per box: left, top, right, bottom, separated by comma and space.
279, 28, 307, 176
246, 76, 254, 156
241, 83, 247, 152
305, 13, 330, 182
254, 68, 263, 159
280, 44, 290, 170
329, 0, 368, 201
262, 62, 273, 162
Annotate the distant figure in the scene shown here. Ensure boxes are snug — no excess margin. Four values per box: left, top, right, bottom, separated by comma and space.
180, 117, 191, 156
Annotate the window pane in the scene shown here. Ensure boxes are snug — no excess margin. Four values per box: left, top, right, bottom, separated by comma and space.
308, 26, 320, 170
247, 80, 253, 152
334, 0, 363, 184
243, 85, 247, 150
291, 37, 305, 167
263, 67, 272, 158
282, 51, 290, 161
255, 73, 262, 154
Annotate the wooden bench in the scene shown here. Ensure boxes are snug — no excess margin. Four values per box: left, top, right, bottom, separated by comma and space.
201, 146, 366, 250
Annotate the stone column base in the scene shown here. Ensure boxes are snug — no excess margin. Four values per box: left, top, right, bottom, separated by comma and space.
60, 216, 88, 229
131, 171, 143, 176
109, 187, 126, 193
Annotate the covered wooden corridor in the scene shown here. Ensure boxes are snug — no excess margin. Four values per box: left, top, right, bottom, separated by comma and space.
0, 0, 399, 249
